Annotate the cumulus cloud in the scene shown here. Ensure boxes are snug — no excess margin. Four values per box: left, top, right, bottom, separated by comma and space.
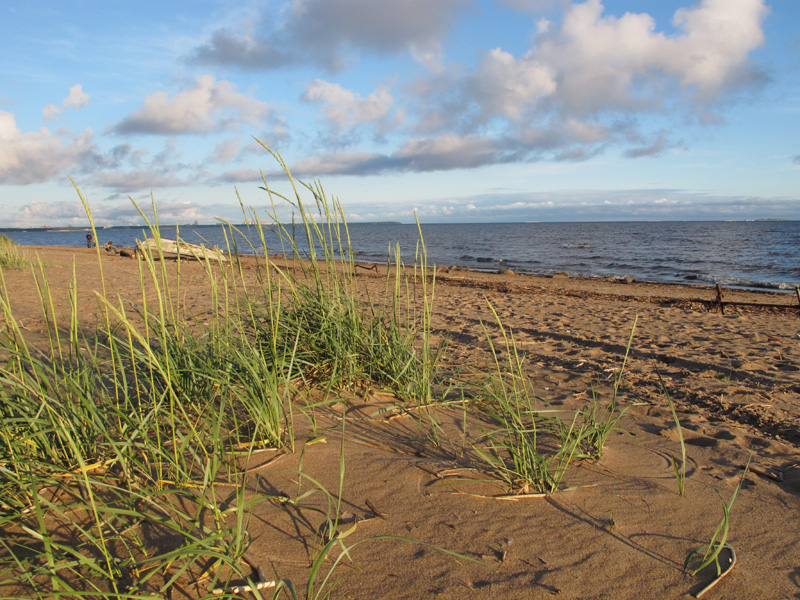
43, 84, 90, 120
188, 0, 469, 70
532, 0, 768, 112
112, 75, 272, 135
669, 0, 769, 97
465, 48, 556, 123
68, 139, 210, 193
0, 110, 96, 184
303, 80, 396, 133
411, 0, 768, 162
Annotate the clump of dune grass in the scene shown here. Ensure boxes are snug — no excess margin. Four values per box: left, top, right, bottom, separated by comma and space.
474, 301, 583, 495
0, 236, 32, 270
471, 312, 643, 494
240, 145, 443, 402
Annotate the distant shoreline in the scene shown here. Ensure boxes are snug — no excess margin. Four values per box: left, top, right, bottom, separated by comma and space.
1, 218, 797, 232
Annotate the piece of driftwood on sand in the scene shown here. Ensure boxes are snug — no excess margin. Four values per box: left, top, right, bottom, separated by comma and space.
137, 237, 228, 262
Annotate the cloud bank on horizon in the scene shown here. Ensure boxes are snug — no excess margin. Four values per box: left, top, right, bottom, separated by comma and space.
0, 0, 798, 226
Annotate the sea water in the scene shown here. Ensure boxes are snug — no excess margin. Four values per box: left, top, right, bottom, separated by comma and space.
2, 220, 798, 291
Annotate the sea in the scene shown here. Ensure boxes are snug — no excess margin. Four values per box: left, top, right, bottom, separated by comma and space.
2, 220, 798, 292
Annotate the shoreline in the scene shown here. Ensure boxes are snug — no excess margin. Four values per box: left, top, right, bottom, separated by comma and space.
4, 223, 799, 292
11, 243, 800, 315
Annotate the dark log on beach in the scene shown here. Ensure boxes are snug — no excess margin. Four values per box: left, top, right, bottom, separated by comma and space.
711, 283, 799, 314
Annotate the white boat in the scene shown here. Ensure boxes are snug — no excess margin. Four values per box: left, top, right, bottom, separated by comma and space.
137, 237, 228, 262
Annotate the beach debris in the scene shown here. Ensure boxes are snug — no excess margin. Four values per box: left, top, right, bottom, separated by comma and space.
453, 491, 547, 500
137, 237, 228, 262
414, 463, 442, 478
748, 463, 783, 483
709, 283, 800, 314
694, 546, 736, 598
211, 553, 275, 596
715, 284, 725, 314
354, 263, 378, 273
365, 498, 388, 520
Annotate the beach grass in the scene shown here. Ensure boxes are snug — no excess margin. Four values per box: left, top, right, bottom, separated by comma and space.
660, 371, 687, 496
473, 301, 583, 495
0, 236, 33, 271
573, 318, 638, 460
0, 150, 446, 598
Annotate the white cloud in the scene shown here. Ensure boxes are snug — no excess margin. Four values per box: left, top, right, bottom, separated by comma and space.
670, 0, 769, 97
563, 118, 607, 144
467, 48, 556, 122
624, 134, 674, 158
409, 0, 768, 163
0, 110, 96, 184
408, 43, 447, 73
113, 75, 272, 135
303, 80, 395, 132
43, 84, 90, 120
532, 0, 769, 113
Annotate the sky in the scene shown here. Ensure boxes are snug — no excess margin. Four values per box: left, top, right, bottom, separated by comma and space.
1, 0, 799, 226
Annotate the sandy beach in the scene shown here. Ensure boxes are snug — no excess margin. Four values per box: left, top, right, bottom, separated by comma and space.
1, 245, 799, 599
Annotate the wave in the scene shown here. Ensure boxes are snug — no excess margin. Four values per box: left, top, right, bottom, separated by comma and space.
693, 273, 797, 291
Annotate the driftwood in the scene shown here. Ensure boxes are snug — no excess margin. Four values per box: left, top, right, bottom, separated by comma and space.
714, 283, 799, 315
137, 237, 228, 262
354, 263, 379, 273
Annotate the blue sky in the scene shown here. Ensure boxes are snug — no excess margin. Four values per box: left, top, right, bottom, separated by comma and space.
1, 0, 798, 226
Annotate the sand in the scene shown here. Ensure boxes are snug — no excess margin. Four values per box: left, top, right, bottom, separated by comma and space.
2, 246, 799, 599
